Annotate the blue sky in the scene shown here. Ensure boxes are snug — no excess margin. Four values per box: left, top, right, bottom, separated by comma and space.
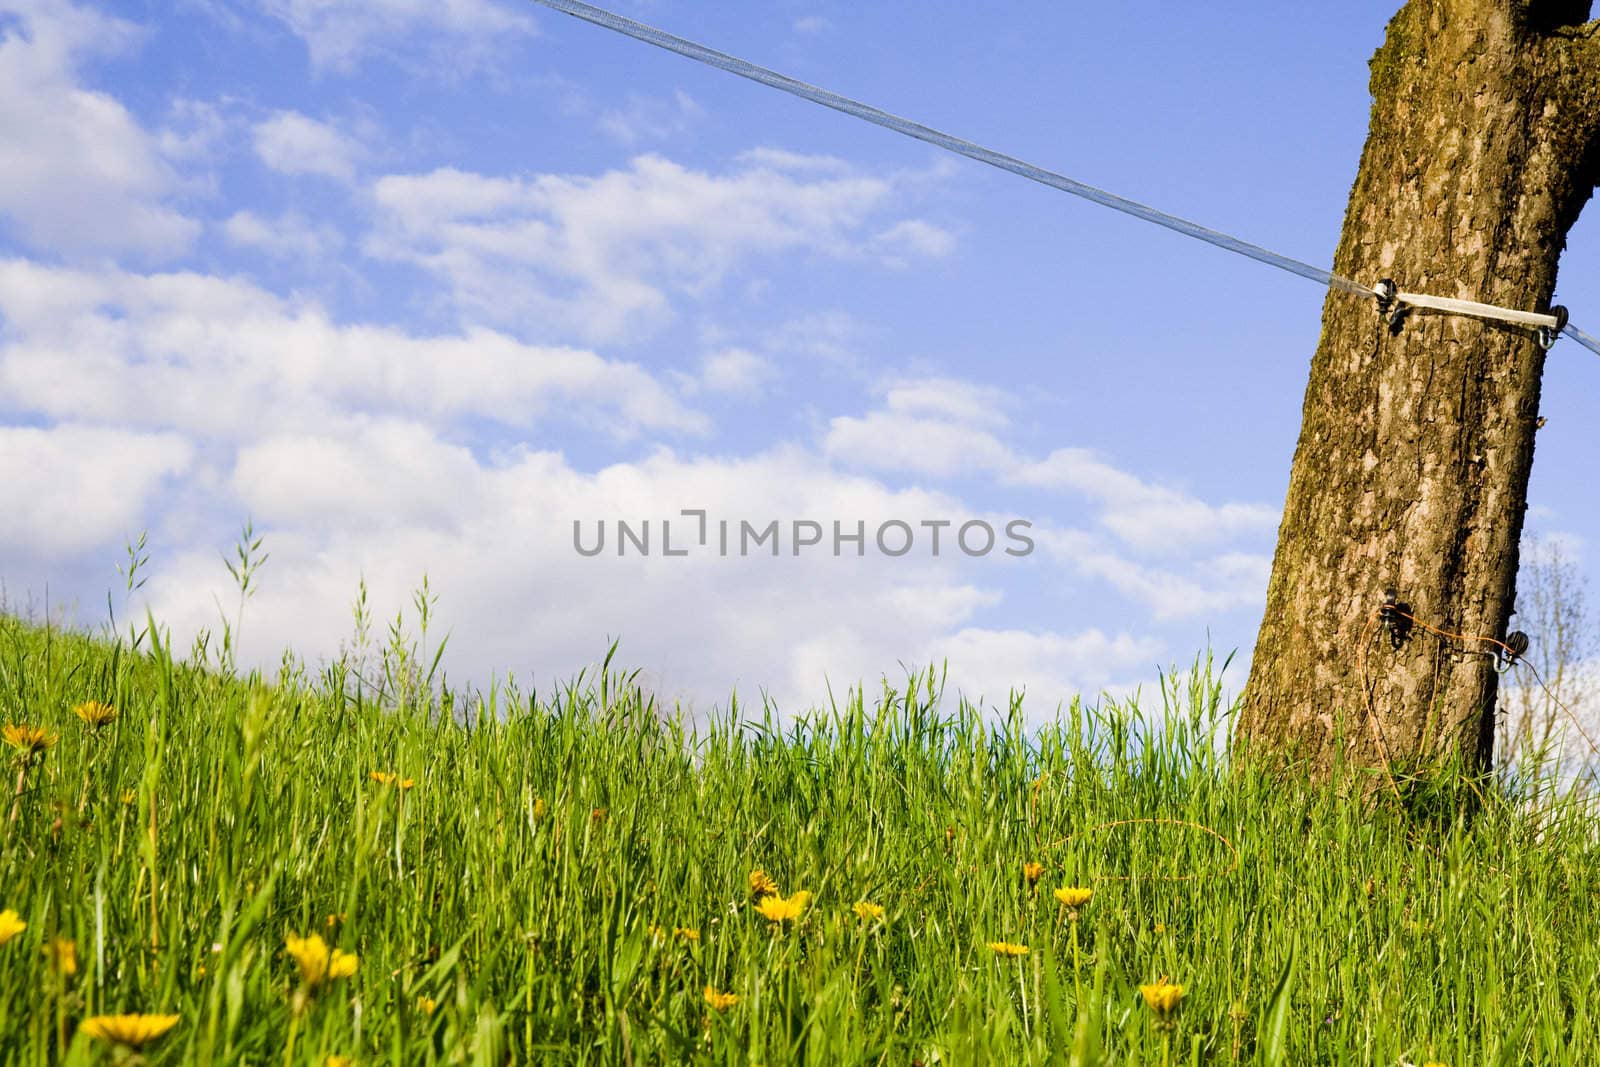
3, 0, 1597, 718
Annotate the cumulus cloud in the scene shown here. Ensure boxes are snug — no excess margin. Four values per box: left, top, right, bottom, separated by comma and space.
597, 90, 704, 146
871, 218, 956, 263
1015, 448, 1280, 555
138, 437, 1153, 715
0, 0, 198, 258
1038, 529, 1270, 621
0, 259, 707, 441
261, 0, 536, 73
692, 348, 775, 396
821, 378, 1279, 618
366, 154, 950, 343
0, 424, 191, 558
252, 111, 365, 181
824, 377, 1016, 477
222, 210, 344, 260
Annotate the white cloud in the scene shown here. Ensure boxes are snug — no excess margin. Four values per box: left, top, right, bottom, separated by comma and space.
765, 310, 864, 370
156, 98, 232, 165
0, 241, 1249, 711
792, 16, 832, 35
252, 111, 364, 181
736, 147, 854, 174
137, 438, 1151, 715
884, 377, 1011, 427
693, 348, 774, 396
824, 377, 1015, 477
0, 424, 191, 558
825, 409, 1015, 478
0, 0, 198, 258
926, 626, 1164, 710
366, 154, 949, 343
232, 421, 487, 532
262, 0, 536, 73
872, 218, 956, 263
821, 379, 1278, 618
597, 90, 704, 146
1037, 529, 1270, 621
1015, 448, 1280, 554
222, 210, 344, 260
0, 259, 707, 441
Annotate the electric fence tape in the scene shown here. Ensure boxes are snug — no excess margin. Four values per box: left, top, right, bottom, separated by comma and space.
530, 0, 1600, 358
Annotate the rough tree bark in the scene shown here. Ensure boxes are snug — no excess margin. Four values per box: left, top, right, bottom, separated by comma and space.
1236, 0, 1600, 779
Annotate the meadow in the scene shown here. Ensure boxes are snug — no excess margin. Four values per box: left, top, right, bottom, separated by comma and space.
1, 605, 1598, 1065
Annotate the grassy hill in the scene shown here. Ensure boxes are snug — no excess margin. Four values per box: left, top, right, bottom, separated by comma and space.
1, 612, 1597, 1064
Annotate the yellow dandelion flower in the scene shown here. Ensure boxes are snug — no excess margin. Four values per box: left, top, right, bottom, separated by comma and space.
72, 701, 118, 729
79, 1014, 180, 1049
45, 937, 77, 976
285, 932, 359, 988
1139, 976, 1185, 1020
1154, 922, 1168, 935
852, 901, 885, 922
1054, 886, 1093, 909
988, 941, 1029, 958
326, 1057, 354, 1067
703, 986, 739, 1011
3, 723, 57, 758
417, 996, 437, 1015
368, 771, 414, 789
1022, 861, 1044, 886
328, 949, 359, 980
326, 912, 346, 929
674, 927, 700, 942
749, 868, 779, 899
0, 910, 25, 946
532, 797, 547, 820
120, 789, 137, 805
755, 890, 811, 924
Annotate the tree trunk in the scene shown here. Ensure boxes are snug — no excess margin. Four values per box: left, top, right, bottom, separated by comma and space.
1237, 0, 1600, 781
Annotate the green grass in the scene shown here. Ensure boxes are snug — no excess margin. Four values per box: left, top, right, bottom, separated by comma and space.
1, 610, 1598, 1065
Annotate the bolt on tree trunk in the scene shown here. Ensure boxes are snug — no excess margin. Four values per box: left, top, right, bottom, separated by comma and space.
1236, 0, 1600, 780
